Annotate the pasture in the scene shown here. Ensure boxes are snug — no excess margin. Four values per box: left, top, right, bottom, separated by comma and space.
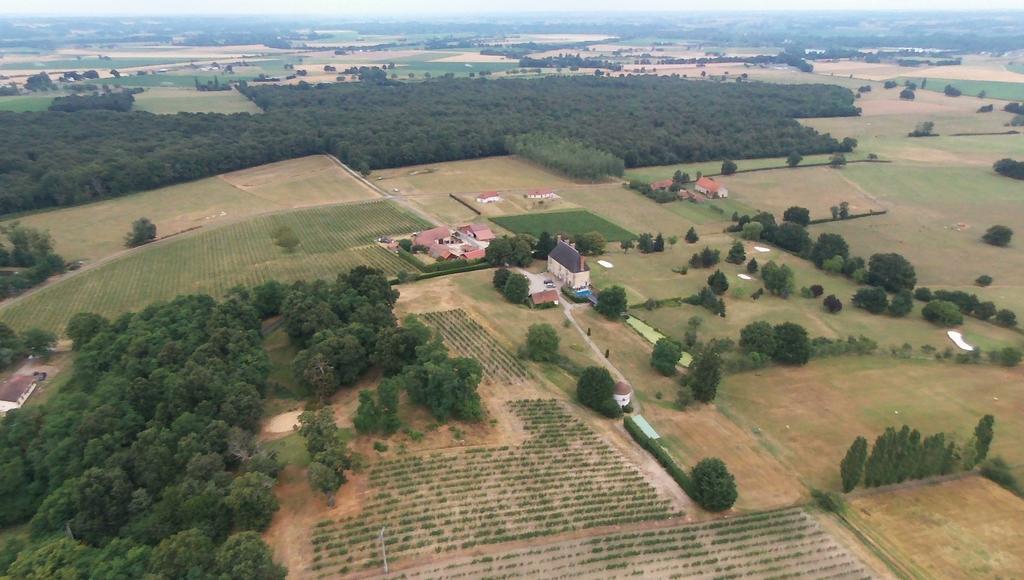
490, 209, 635, 241
717, 357, 1024, 489
559, 183, 750, 229
370, 156, 580, 196
0, 94, 54, 111
2, 155, 379, 262
0, 201, 428, 333
623, 153, 861, 184
132, 87, 262, 114
896, 77, 1024, 101
396, 507, 871, 579
847, 476, 1024, 579
305, 399, 681, 576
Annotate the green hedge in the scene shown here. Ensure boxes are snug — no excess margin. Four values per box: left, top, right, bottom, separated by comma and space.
624, 416, 693, 496
807, 209, 888, 225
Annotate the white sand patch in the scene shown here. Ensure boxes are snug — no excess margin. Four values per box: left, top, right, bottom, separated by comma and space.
754, 246, 771, 253
262, 410, 302, 438
737, 274, 753, 280
947, 330, 975, 351
597, 260, 614, 268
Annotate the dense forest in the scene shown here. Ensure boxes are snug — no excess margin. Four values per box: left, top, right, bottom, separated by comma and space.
0, 291, 285, 577
506, 133, 625, 180
0, 76, 857, 215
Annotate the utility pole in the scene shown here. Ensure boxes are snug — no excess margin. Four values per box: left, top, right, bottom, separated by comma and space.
379, 526, 388, 576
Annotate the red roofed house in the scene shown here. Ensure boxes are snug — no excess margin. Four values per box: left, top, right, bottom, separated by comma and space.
413, 226, 451, 248
650, 179, 674, 191
462, 248, 486, 260
526, 189, 557, 200
695, 176, 728, 198
0, 375, 37, 414
530, 289, 560, 306
457, 224, 496, 243
429, 245, 455, 261
476, 191, 502, 204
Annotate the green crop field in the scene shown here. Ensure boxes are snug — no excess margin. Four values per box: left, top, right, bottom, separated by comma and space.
132, 87, 262, 114
490, 209, 635, 241
0, 201, 429, 334
0, 95, 55, 111
894, 76, 1024, 101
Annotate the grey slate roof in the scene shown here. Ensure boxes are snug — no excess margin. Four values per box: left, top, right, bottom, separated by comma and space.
549, 240, 589, 274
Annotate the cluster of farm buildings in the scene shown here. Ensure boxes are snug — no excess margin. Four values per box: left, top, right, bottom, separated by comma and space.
403, 223, 495, 261
649, 176, 729, 202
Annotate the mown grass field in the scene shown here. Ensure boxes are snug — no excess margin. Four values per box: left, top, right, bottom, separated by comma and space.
624, 153, 864, 184
717, 357, 1024, 489
370, 156, 580, 196
558, 183, 750, 230
0, 94, 55, 111
846, 477, 1024, 579
490, 209, 635, 241
0, 201, 428, 333
132, 87, 262, 114
2, 155, 379, 262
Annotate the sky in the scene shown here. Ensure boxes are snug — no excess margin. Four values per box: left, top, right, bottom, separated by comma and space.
3, 0, 1023, 15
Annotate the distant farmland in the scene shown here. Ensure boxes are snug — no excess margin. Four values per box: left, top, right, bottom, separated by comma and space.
490, 210, 635, 241
0, 201, 428, 333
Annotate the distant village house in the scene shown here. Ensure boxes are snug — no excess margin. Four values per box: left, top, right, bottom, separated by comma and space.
476, 191, 502, 204
526, 189, 557, 200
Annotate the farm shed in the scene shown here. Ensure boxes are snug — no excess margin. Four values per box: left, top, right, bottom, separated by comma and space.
695, 176, 728, 198
458, 223, 496, 242
475, 191, 502, 204
526, 189, 557, 200
0, 375, 37, 414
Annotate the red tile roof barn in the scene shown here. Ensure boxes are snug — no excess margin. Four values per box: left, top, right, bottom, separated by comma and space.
530, 289, 560, 305
0, 375, 36, 404
413, 226, 450, 248
462, 248, 486, 260
696, 176, 721, 193
459, 223, 496, 241
650, 179, 674, 190
476, 191, 501, 200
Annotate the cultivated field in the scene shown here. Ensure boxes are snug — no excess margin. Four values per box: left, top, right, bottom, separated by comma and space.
132, 87, 262, 114
0, 201, 428, 333
847, 476, 1024, 579
558, 184, 751, 230
370, 156, 580, 196
490, 210, 635, 241
421, 309, 532, 384
717, 357, 1024, 488
2, 155, 380, 262
305, 400, 682, 577
397, 507, 873, 579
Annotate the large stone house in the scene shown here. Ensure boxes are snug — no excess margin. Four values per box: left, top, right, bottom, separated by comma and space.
547, 239, 590, 290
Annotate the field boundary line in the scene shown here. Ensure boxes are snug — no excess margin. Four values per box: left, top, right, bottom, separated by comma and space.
326, 154, 443, 227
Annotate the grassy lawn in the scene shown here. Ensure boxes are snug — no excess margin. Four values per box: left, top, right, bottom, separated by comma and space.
263, 433, 311, 467
721, 165, 885, 222
490, 209, 635, 241
132, 87, 262, 114
369, 156, 580, 196
2, 155, 379, 263
0, 94, 54, 112
847, 477, 1024, 579
0, 201, 428, 334
624, 153, 860, 184
717, 357, 1024, 490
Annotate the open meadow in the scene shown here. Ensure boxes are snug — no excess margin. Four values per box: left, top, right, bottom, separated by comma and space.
1, 155, 379, 263
845, 476, 1024, 579
717, 357, 1024, 489
132, 87, 262, 113
0, 201, 427, 333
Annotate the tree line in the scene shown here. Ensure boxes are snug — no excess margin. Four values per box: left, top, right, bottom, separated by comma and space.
506, 133, 625, 180
0, 76, 857, 216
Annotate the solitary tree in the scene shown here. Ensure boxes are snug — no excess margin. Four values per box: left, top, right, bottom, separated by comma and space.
595, 286, 627, 319
782, 206, 811, 227
721, 159, 738, 175
973, 415, 995, 465
685, 227, 699, 244
840, 436, 868, 492
823, 294, 843, 313
525, 323, 560, 362
690, 458, 738, 512
982, 225, 1013, 247
725, 240, 746, 264
620, 238, 635, 253
650, 337, 683, 376
683, 345, 722, 403
786, 151, 803, 167
124, 217, 157, 247
746, 257, 759, 274
707, 270, 729, 295
308, 462, 342, 506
